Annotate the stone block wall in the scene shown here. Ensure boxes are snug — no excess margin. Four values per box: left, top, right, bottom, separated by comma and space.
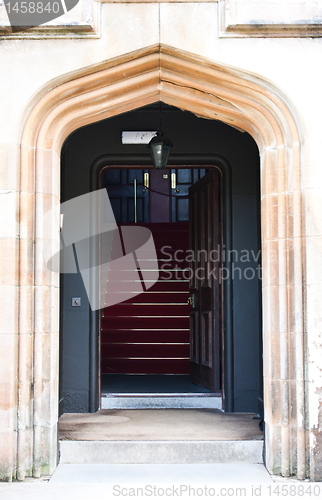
0, 0, 321, 481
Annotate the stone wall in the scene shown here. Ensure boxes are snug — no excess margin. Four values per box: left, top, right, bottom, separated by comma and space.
0, 0, 321, 481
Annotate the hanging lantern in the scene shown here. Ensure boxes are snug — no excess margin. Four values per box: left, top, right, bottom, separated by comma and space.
147, 102, 173, 170
147, 130, 173, 170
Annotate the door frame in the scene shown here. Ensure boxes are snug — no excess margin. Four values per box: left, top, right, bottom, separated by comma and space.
89, 153, 235, 412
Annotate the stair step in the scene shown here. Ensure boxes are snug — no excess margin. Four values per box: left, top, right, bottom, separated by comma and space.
146, 286, 188, 295
101, 316, 189, 329
101, 358, 189, 374
107, 281, 188, 292
101, 343, 190, 358
59, 440, 263, 465
125, 292, 189, 303
100, 330, 189, 343
101, 395, 222, 410
135, 260, 190, 269
59, 408, 264, 465
104, 269, 189, 281
103, 304, 189, 316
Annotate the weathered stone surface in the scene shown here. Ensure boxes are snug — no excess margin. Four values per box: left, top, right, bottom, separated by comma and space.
0, 1, 321, 482
0, 0, 99, 37
220, 0, 322, 37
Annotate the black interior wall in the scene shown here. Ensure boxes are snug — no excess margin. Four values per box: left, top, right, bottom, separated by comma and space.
60, 104, 262, 414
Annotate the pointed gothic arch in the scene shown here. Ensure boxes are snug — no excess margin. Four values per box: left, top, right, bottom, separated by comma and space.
18, 44, 306, 479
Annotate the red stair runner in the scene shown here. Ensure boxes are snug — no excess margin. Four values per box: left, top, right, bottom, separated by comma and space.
100, 222, 190, 375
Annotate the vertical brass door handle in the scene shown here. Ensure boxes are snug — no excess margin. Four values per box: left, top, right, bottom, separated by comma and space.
133, 177, 137, 223
171, 172, 176, 190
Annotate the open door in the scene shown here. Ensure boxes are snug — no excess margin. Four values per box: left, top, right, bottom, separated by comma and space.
189, 169, 222, 392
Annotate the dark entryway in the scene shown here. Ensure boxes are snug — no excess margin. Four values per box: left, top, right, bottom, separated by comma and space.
59, 103, 262, 415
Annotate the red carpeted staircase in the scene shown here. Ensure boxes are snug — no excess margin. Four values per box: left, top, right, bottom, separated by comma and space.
101, 222, 190, 375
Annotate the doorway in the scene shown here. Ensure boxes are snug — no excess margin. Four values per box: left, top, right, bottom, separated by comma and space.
99, 165, 223, 406
20, 44, 306, 478
60, 102, 262, 416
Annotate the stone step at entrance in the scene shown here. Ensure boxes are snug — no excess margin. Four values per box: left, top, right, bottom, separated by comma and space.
60, 440, 263, 465
100, 376, 222, 409
101, 394, 222, 410
59, 409, 263, 465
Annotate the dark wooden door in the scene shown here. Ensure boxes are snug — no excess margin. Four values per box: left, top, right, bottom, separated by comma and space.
189, 169, 222, 392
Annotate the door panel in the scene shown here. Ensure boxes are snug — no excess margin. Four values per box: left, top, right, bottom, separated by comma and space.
201, 311, 212, 367
149, 170, 171, 222
189, 169, 222, 392
171, 168, 207, 222
190, 310, 199, 364
101, 167, 149, 223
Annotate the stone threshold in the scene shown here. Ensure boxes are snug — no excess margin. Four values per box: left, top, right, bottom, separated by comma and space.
59, 440, 263, 464
101, 394, 222, 409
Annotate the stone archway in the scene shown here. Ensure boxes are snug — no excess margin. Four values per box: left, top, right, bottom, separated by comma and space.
18, 44, 306, 480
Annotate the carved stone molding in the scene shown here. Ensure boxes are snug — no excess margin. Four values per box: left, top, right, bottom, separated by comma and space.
219, 0, 322, 37
0, 0, 100, 38
1, 0, 321, 39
